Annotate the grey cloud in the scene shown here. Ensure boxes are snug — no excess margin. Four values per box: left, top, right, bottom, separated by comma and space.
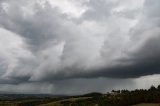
0, 78, 134, 94
0, 0, 160, 94
0, 1, 65, 51
82, 0, 115, 21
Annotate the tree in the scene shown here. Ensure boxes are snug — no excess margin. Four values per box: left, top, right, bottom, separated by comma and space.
157, 85, 160, 90
149, 85, 156, 91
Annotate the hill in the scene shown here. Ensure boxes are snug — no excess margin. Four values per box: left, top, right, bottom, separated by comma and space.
1, 85, 160, 106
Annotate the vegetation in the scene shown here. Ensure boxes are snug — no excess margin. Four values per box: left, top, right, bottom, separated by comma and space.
1, 85, 160, 106
133, 103, 160, 106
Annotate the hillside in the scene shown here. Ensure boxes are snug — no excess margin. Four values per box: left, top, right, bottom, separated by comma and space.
0, 85, 160, 106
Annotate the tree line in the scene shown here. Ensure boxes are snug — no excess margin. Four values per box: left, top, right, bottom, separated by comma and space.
60, 85, 160, 106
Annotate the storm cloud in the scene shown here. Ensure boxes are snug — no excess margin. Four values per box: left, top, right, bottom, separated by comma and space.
0, 0, 160, 94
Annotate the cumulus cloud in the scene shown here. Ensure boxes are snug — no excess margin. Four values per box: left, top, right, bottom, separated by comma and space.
0, 0, 160, 94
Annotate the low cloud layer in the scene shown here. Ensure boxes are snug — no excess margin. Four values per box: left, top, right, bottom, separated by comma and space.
0, 0, 160, 94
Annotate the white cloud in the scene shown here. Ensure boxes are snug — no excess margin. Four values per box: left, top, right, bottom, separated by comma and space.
0, 28, 33, 79
47, 0, 88, 18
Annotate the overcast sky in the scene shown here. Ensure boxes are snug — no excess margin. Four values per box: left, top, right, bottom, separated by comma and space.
0, 0, 160, 95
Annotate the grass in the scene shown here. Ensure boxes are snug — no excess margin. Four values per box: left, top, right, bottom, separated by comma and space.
38, 97, 91, 106
133, 103, 160, 106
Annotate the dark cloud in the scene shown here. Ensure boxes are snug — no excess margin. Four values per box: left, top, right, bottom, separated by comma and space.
0, 0, 160, 94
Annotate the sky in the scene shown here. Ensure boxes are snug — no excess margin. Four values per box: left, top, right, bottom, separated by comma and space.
0, 0, 160, 95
